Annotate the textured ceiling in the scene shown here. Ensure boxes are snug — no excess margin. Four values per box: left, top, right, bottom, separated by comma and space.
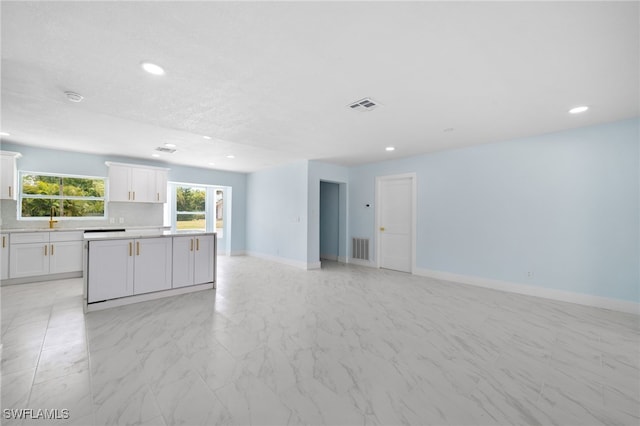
1, 1, 638, 173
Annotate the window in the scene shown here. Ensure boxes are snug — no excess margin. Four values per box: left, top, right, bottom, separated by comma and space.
176, 186, 206, 231
20, 172, 106, 219
168, 183, 225, 237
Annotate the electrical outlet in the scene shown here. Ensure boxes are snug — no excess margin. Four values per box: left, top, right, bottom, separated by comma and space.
118, 217, 124, 224
109, 217, 115, 224
527, 271, 534, 278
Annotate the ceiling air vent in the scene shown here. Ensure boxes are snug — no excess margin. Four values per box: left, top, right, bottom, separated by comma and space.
155, 146, 176, 154
347, 97, 381, 112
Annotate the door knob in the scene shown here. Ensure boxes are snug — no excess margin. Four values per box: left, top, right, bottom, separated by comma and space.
380, 227, 385, 231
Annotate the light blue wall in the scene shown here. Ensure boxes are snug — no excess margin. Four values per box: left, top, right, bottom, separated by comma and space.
307, 161, 349, 264
349, 119, 639, 303
246, 160, 309, 263
320, 181, 340, 258
0, 142, 247, 253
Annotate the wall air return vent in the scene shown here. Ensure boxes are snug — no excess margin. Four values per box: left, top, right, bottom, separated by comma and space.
352, 237, 370, 260
348, 97, 381, 112
155, 147, 176, 154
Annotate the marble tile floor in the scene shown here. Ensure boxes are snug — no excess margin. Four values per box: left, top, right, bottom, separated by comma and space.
1, 255, 639, 426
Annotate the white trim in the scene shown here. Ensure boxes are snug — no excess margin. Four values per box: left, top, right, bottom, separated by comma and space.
247, 251, 320, 270
320, 254, 338, 261
375, 173, 417, 273
337, 256, 348, 263
347, 258, 377, 268
229, 250, 246, 256
414, 268, 639, 315
85, 282, 214, 312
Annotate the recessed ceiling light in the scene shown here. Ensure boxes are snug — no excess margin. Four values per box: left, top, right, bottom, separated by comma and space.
385, 146, 395, 152
226, 155, 235, 159
151, 153, 160, 158
141, 62, 165, 76
0, 132, 10, 136
569, 105, 589, 114
203, 135, 212, 140
164, 143, 176, 148
208, 162, 215, 166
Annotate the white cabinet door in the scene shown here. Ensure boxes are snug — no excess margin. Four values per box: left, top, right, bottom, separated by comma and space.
133, 238, 172, 295
194, 235, 215, 285
49, 241, 83, 274
108, 165, 131, 202
172, 236, 194, 288
10, 243, 49, 278
155, 170, 168, 203
0, 154, 18, 200
1, 234, 9, 280
131, 167, 156, 202
87, 239, 134, 303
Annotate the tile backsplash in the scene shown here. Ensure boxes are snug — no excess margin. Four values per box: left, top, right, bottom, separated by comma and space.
0, 200, 164, 229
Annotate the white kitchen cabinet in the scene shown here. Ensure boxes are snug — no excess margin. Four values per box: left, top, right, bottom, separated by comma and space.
1, 234, 8, 280
194, 235, 215, 285
0, 151, 21, 200
155, 170, 168, 203
9, 231, 84, 279
133, 237, 172, 295
106, 162, 169, 203
106, 164, 131, 202
172, 234, 215, 288
87, 239, 134, 303
87, 236, 172, 303
130, 167, 156, 202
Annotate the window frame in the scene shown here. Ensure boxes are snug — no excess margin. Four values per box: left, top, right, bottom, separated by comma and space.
18, 171, 107, 221
166, 182, 225, 237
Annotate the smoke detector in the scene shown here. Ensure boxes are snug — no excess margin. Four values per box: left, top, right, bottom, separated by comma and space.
155, 146, 176, 154
65, 91, 84, 103
347, 97, 381, 112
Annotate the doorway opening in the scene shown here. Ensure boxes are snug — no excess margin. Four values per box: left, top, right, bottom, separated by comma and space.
319, 180, 347, 263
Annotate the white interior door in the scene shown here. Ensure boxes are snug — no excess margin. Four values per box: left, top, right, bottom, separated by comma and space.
378, 176, 413, 273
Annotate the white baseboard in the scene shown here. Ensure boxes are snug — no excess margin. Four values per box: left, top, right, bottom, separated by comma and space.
337, 256, 347, 263
347, 258, 377, 268
246, 251, 320, 270
414, 268, 639, 315
229, 250, 246, 256
320, 254, 338, 261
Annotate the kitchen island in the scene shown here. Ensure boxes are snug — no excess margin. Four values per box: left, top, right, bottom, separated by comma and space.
83, 230, 216, 312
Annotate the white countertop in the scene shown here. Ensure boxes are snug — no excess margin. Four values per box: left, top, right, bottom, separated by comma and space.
84, 230, 215, 240
2, 226, 169, 233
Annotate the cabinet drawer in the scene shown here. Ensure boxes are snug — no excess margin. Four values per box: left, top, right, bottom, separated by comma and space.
10, 232, 49, 244
50, 231, 84, 242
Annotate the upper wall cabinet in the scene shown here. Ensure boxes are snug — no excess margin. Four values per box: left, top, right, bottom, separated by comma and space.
106, 162, 169, 203
0, 151, 22, 200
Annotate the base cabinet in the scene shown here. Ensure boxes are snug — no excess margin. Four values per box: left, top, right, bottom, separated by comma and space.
1, 234, 8, 280
9, 231, 83, 279
87, 237, 172, 303
172, 235, 215, 288
133, 237, 172, 295
87, 239, 134, 303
